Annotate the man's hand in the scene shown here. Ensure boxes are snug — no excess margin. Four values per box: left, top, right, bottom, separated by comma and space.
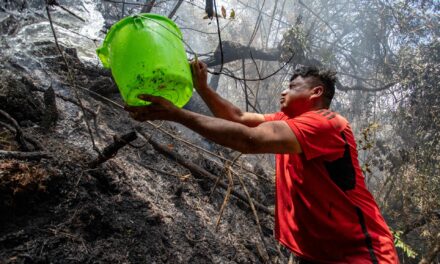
190, 60, 209, 92
124, 94, 181, 122
189, 60, 265, 127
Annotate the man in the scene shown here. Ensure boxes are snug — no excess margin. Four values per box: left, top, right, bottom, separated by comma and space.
126, 61, 398, 263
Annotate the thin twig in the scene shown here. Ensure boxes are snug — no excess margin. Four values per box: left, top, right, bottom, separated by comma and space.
247, 0, 266, 46
209, 152, 238, 199
212, 0, 224, 74
242, 58, 249, 112
168, 0, 184, 19
249, 49, 262, 80
207, 52, 295, 81
103, 0, 165, 8
297, 0, 337, 36
215, 162, 234, 230
215, 153, 242, 230
57, 5, 85, 22
237, 173, 271, 263
46, 5, 101, 155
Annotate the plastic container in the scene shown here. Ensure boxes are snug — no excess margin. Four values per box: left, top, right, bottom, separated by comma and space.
96, 13, 193, 107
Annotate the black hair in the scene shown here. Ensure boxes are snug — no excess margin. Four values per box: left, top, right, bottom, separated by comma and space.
290, 66, 337, 107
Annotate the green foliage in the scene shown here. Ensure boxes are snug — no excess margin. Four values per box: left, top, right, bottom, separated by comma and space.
392, 230, 418, 259
280, 23, 309, 62
358, 123, 379, 175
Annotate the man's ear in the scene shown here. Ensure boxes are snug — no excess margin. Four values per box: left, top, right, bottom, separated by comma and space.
310, 85, 324, 99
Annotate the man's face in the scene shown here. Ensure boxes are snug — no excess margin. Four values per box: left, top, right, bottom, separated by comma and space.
280, 76, 314, 116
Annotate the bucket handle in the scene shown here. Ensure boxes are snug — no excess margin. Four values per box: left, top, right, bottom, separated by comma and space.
133, 15, 146, 30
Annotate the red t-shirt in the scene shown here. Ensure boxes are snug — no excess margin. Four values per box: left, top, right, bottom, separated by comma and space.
264, 110, 398, 263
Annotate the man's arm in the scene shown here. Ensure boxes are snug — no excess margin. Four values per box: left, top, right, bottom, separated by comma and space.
191, 61, 265, 127
126, 95, 302, 154
178, 109, 301, 154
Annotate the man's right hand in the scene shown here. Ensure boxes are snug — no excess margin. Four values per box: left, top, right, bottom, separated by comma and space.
188, 59, 266, 127
190, 60, 209, 92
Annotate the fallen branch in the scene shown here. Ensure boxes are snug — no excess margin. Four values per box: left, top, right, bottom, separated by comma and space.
89, 131, 137, 168
0, 109, 30, 151
138, 131, 273, 216
0, 150, 51, 160
0, 121, 44, 151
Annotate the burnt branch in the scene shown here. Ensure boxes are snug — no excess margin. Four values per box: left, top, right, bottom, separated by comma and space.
0, 109, 31, 151
139, 131, 273, 216
89, 131, 138, 168
0, 121, 44, 151
204, 41, 281, 67
0, 150, 51, 160
168, 0, 183, 19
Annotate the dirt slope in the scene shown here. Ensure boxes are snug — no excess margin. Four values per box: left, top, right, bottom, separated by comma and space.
0, 4, 283, 263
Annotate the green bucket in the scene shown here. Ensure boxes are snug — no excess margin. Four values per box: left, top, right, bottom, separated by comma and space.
96, 13, 193, 107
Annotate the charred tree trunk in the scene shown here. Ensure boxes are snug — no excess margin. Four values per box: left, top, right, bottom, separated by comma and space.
204, 41, 281, 67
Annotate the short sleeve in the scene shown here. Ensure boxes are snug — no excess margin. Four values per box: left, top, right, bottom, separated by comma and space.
264, 112, 287, 122
285, 111, 347, 160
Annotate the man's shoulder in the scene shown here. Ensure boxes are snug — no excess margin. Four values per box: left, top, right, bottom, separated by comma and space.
264, 111, 289, 121
295, 109, 349, 131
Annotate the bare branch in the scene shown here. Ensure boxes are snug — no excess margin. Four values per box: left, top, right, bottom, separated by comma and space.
337, 81, 397, 92
297, 0, 337, 36
168, 0, 183, 19
207, 52, 294, 82
204, 41, 281, 67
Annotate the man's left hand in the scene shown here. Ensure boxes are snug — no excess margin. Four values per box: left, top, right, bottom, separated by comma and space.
124, 94, 180, 122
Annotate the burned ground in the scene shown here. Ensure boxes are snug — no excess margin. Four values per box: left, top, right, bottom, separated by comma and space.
0, 7, 282, 263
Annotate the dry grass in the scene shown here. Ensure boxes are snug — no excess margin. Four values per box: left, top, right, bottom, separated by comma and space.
0, 160, 50, 197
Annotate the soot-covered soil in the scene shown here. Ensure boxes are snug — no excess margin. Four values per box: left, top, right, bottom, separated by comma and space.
0, 63, 283, 264
0, 5, 285, 263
